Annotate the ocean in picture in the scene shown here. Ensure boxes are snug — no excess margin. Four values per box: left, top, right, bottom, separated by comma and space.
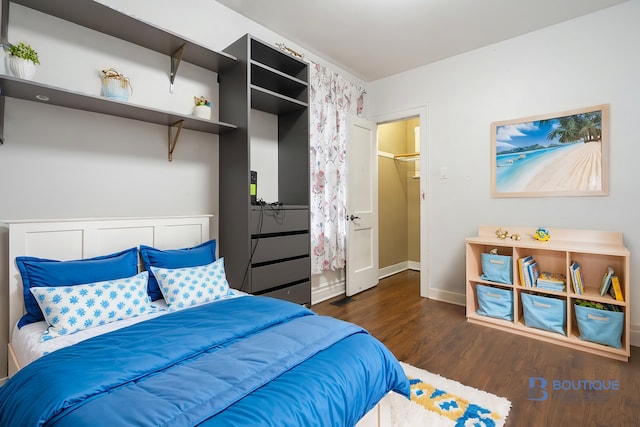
495, 144, 578, 192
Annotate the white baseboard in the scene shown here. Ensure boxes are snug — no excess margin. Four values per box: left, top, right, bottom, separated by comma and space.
378, 262, 408, 279
311, 269, 346, 305
407, 260, 420, 271
378, 261, 420, 280
631, 323, 640, 348
428, 288, 466, 306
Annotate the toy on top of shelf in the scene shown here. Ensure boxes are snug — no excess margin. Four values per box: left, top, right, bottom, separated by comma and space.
534, 227, 550, 241
495, 227, 520, 241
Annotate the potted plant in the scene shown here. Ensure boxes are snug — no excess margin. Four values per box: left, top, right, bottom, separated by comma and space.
193, 96, 211, 120
101, 68, 132, 101
7, 42, 40, 80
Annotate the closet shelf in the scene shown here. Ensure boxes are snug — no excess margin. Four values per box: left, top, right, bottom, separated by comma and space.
394, 152, 420, 162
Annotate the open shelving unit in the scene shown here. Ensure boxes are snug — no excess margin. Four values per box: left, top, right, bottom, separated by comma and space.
0, 0, 237, 158
466, 225, 630, 361
219, 35, 310, 305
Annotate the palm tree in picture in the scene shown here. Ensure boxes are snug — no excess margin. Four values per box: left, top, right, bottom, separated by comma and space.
544, 111, 601, 144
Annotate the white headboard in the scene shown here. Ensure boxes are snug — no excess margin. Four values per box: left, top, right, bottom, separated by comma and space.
5, 215, 212, 340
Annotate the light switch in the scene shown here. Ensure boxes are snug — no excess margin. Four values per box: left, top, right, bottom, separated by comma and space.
440, 167, 448, 179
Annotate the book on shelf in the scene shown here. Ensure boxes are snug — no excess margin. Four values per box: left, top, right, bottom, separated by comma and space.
527, 261, 539, 289
599, 266, 614, 296
576, 265, 585, 294
536, 272, 566, 292
518, 256, 533, 287
609, 276, 624, 301
569, 261, 584, 295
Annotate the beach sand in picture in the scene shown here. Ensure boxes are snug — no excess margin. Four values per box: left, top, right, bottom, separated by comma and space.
523, 141, 602, 192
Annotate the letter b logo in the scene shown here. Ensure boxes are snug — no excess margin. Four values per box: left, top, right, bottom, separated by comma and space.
529, 377, 548, 401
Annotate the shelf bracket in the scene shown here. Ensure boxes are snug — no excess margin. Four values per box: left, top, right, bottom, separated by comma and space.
168, 119, 184, 161
169, 44, 186, 94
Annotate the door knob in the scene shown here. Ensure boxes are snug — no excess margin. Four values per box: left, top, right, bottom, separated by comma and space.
349, 215, 361, 221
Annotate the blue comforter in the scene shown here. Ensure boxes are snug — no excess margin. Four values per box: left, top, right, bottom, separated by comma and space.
0, 296, 409, 426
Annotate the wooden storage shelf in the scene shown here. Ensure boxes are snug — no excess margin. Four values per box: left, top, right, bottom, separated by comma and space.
466, 226, 630, 361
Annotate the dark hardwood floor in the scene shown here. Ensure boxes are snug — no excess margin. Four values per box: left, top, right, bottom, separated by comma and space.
312, 270, 640, 427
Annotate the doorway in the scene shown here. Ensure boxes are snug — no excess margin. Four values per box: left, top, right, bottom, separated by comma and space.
373, 106, 430, 297
377, 117, 421, 278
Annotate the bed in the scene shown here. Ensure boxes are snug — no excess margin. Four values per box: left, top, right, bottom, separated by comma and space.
0, 216, 409, 426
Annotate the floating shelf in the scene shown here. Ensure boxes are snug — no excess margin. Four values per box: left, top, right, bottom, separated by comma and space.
0, 75, 236, 134
11, 0, 237, 74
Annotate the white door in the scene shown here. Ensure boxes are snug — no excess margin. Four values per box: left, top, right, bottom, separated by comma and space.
346, 115, 378, 296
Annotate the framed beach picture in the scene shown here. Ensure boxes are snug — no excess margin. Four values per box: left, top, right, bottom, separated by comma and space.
491, 104, 609, 198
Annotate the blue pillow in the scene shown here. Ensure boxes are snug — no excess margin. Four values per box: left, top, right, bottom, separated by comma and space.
140, 240, 217, 301
15, 247, 139, 328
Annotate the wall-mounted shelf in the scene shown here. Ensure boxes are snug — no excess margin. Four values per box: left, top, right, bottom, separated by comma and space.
0, 75, 236, 160
1, 72, 236, 153
10, 0, 237, 75
0, 75, 236, 134
1, 0, 239, 158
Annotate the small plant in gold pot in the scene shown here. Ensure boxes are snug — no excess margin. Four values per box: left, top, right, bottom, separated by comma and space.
7, 42, 40, 80
101, 68, 132, 101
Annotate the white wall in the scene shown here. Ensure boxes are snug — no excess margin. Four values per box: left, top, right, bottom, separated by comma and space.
367, 1, 640, 343
0, 0, 364, 378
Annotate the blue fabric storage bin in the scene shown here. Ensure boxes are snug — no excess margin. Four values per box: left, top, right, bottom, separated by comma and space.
574, 304, 623, 348
521, 293, 566, 335
476, 284, 513, 321
480, 253, 512, 284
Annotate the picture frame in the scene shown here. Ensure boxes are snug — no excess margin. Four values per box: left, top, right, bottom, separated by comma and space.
491, 104, 609, 198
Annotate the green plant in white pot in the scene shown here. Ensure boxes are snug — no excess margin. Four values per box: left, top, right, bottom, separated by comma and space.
7, 42, 40, 80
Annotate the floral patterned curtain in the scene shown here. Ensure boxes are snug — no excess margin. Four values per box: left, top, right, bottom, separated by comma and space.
309, 63, 365, 274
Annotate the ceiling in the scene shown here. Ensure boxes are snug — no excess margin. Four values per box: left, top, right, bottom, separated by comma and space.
215, 0, 629, 82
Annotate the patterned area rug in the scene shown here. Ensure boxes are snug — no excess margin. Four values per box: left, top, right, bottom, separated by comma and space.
389, 362, 511, 427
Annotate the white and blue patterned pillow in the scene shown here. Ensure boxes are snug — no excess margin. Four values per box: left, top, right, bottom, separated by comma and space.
30, 271, 156, 341
151, 258, 232, 311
